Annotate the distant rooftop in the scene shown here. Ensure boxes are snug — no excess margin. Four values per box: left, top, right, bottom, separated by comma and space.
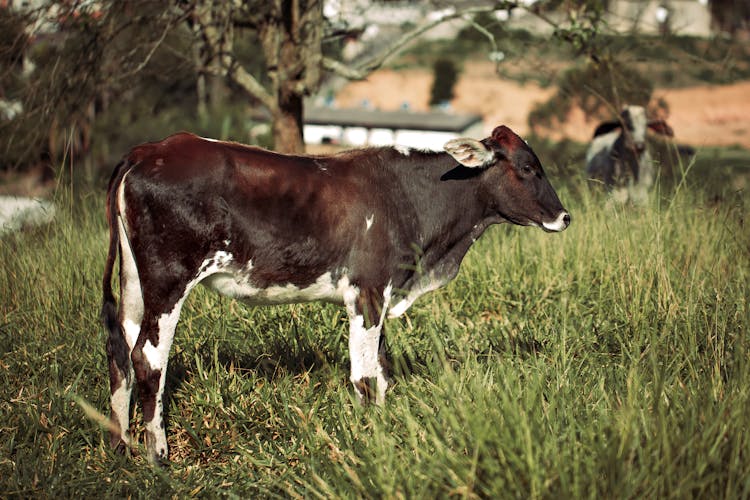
305, 107, 482, 132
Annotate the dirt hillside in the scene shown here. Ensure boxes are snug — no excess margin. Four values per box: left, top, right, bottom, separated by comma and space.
335, 61, 750, 148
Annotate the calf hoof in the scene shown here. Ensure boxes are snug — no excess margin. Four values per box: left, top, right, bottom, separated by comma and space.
352, 377, 377, 405
145, 430, 169, 467
148, 453, 170, 468
111, 441, 128, 456
109, 431, 129, 455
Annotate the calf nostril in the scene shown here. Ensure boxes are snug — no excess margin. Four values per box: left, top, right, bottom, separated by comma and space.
563, 213, 571, 226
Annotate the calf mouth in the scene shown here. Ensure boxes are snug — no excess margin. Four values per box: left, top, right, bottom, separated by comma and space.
541, 211, 571, 232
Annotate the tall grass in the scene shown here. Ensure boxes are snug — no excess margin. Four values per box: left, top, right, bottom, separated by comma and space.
0, 172, 748, 497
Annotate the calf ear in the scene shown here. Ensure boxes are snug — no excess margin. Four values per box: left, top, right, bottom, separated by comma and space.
444, 138, 495, 168
648, 120, 674, 137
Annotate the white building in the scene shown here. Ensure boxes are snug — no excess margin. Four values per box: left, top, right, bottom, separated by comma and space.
304, 107, 484, 151
607, 0, 712, 37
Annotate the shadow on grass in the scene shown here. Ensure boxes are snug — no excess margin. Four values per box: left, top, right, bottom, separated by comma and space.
161, 316, 548, 405
388, 333, 547, 381
166, 335, 338, 390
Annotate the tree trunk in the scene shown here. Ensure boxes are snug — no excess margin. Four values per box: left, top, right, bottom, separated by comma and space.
192, 0, 233, 123
196, 71, 208, 121
260, 0, 322, 154
196, 67, 226, 123
272, 90, 304, 154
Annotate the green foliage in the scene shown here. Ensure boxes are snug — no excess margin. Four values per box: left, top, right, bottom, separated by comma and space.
1, 155, 749, 496
549, 0, 606, 58
405, 17, 750, 91
1, 2, 175, 169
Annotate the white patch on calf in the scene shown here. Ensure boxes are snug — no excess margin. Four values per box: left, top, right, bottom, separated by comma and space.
387, 298, 412, 319
542, 211, 570, 232
121, 319, 141, 353
142, 304, 182, 373
140, 303, 183, 458
636, 149, 655, 197
625, 105, 648, 145
394, 145, 411, 156
109, 378, 131, 445
203, 267, 354, 306
137, 252, 230, 461
343, 285, 359, 318
345, 284, 392, 404
388, 275, 447, 318
365, 214, 374, 231
117, 176, 144, 348
116, 218, 144, 348
623, 106, 651, 202
585, 130, 619, 165
348, 316, 385, 401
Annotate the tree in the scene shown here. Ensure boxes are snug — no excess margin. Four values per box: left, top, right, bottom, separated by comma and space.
2, 1, 608, 161
188, 0, 521, 153
0, 1, 194, 171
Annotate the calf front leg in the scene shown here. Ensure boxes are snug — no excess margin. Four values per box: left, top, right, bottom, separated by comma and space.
346, 285, 392, 405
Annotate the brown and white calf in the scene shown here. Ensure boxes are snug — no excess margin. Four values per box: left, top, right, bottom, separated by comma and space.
101, 126, 570, 462
585, 105, 673, 203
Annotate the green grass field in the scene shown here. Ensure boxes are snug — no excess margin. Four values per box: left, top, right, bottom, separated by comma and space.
1, 153, 748, 498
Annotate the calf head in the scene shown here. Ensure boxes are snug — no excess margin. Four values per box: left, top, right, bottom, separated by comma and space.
444, 125, 570, 232
596, 105, 674, 156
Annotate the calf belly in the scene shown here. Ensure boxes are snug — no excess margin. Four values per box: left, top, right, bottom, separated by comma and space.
201, 267, 353, 306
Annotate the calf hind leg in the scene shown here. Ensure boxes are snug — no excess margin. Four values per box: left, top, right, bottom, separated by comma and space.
107, 224, 143, 452
131, 299, 184, 464
107, 319, 135, 452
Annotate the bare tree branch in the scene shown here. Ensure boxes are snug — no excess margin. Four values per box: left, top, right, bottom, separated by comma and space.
323, 4, 516, 80
114, 11, 187, 81
464, 15, 503, 74
228, 62, 276, 111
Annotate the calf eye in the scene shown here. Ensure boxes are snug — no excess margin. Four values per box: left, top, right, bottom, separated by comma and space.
522, 165, 533, 174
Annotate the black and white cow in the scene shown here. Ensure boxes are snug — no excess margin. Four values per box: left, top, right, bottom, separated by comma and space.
101, 126, 570, 462
585, 105, 673, 203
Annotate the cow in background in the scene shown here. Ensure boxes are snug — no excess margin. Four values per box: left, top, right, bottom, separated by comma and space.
585, 105, 674, 203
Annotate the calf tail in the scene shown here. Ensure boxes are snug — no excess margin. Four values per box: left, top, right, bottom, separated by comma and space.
101, 159, 132, 335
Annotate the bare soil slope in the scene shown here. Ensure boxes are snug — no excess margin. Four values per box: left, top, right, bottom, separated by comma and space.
335, 61, 750, 148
